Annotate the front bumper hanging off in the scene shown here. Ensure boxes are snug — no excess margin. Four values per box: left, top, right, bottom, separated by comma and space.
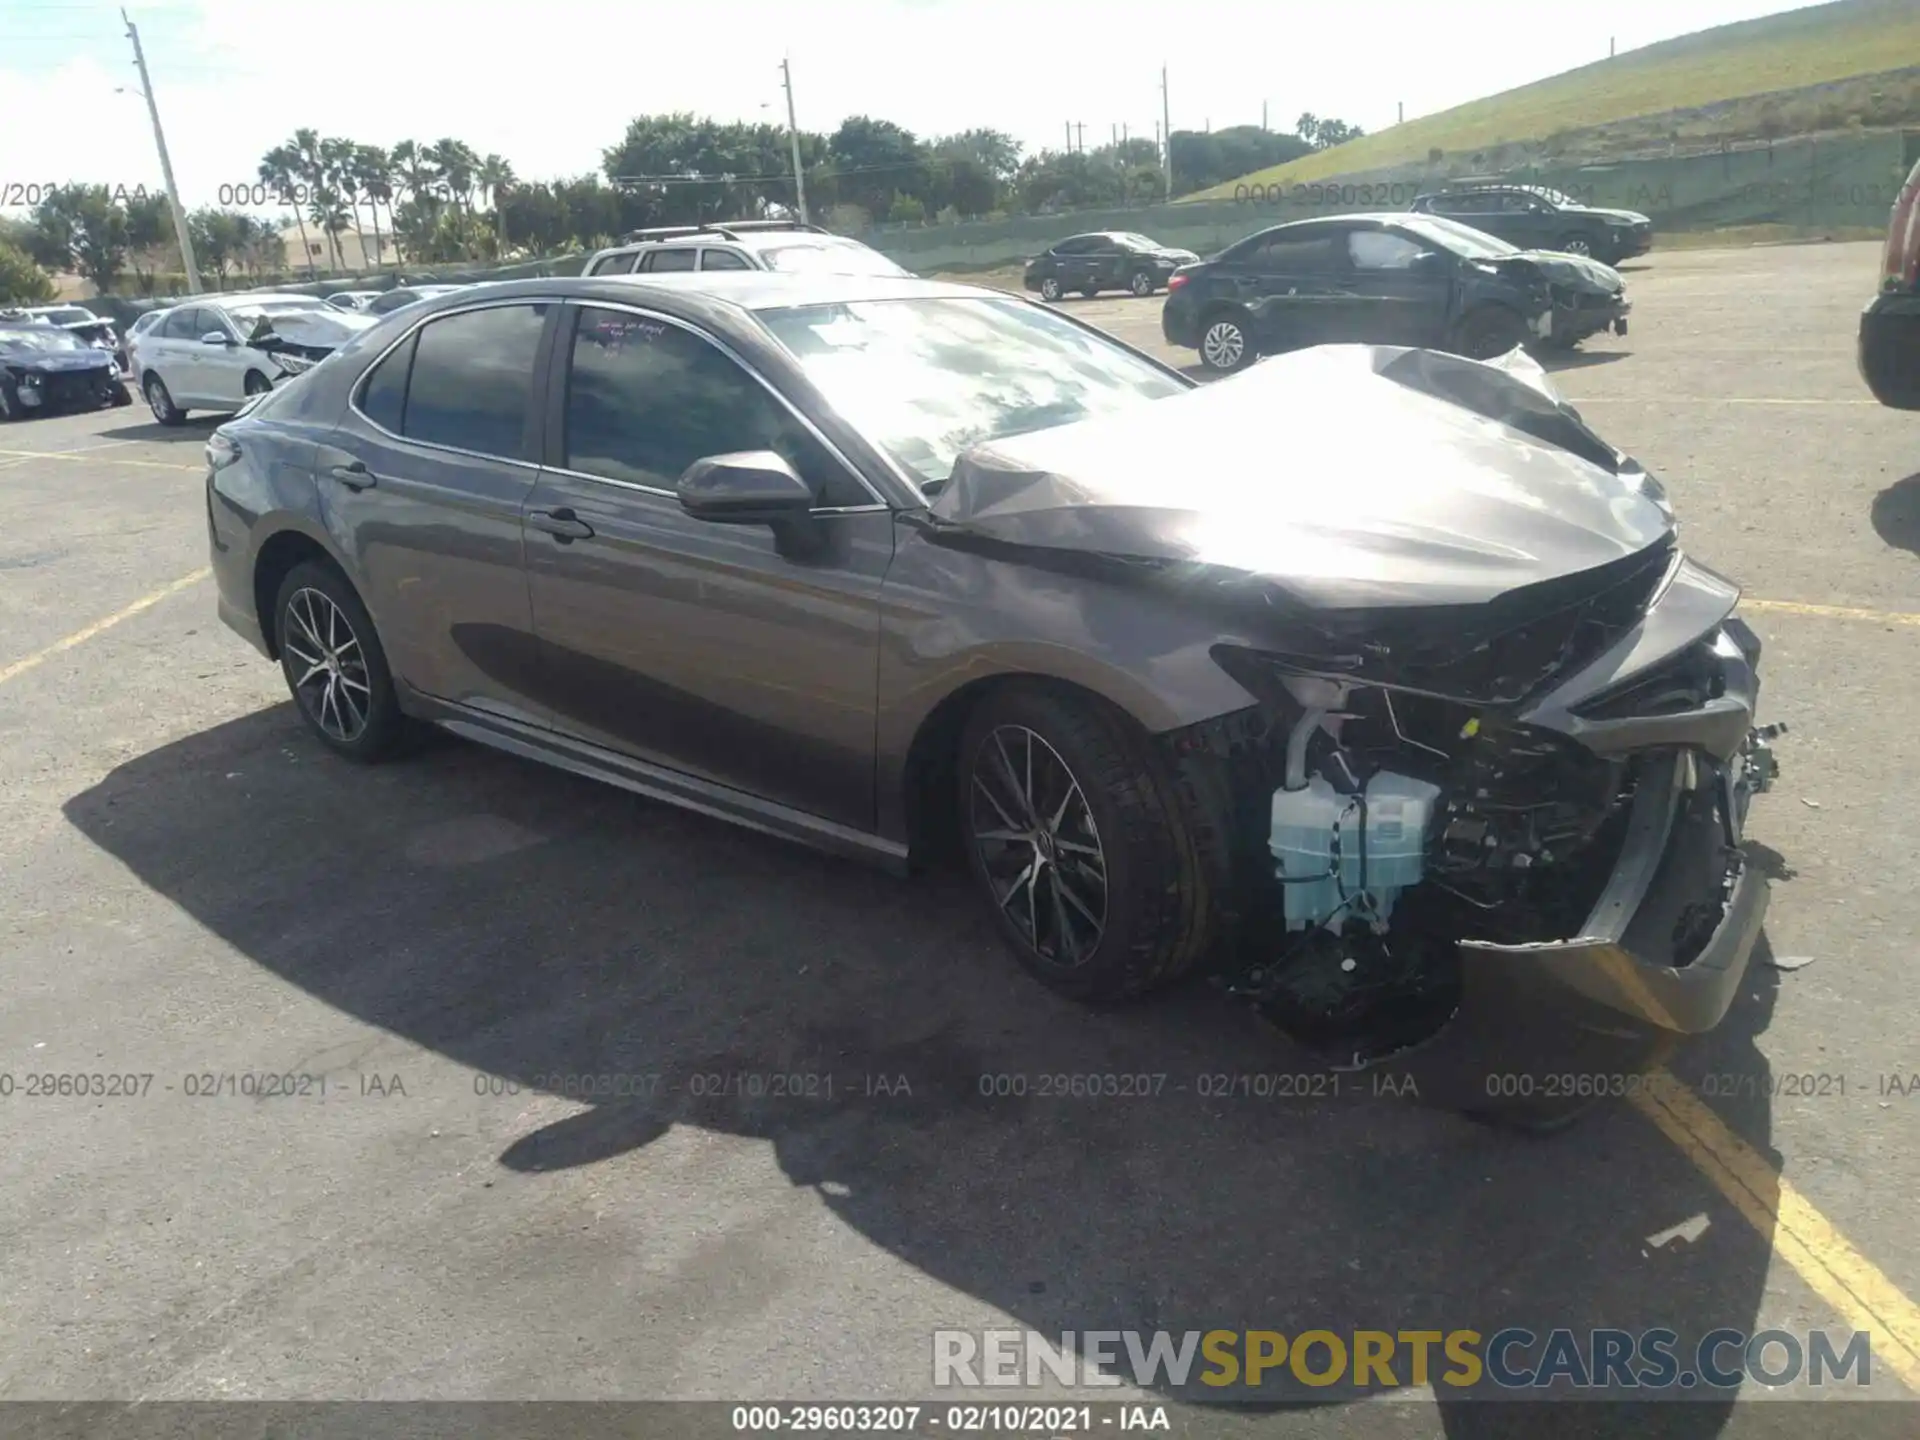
1361, 620, 1784, 1114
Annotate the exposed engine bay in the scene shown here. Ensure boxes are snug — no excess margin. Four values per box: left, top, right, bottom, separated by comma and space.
1166, 626, 1781, 1071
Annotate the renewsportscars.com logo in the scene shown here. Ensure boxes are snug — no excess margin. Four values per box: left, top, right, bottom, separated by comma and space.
932, 1328, 1875, 1392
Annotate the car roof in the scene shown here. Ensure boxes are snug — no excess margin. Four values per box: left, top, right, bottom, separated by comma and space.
393, 272, 1004, 333
600, 231, 875, 255
201, 293, 323, 310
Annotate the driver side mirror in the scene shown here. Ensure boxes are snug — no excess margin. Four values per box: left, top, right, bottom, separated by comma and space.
201, 330, 233, 346
676, 451, 816, 525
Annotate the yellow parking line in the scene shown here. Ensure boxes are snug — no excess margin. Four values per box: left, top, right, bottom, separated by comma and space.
0, 569, 210, 687
1743, 598, 1920, 627
1633, 1073, 1920, 1393
0, 447, 201, 473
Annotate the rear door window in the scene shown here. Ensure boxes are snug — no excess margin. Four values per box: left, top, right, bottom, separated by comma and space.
396, 303, 548, 459
640, 248, 698, 273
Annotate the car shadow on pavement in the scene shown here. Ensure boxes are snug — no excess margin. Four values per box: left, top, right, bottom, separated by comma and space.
64, 707, 1786, 1436
1537, 350, 1631, 374
94, 418, 220, 445
1869, 473, 1920, 558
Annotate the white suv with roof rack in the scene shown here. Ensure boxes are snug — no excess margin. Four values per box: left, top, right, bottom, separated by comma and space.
581, 220, 914, 278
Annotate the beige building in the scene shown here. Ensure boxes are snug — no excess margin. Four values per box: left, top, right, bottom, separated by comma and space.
274, 221, 392, 273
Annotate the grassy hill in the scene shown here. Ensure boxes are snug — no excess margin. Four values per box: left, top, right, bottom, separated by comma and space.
1188, 0, 1920, 198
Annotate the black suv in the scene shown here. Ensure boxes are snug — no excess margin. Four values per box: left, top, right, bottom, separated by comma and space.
1161, 213, 1582, 373
1023, 232, 1201, 301
1409, 184, 1653, 265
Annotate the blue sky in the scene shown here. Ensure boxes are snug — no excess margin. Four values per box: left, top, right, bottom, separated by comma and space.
0, 0, 1832, 216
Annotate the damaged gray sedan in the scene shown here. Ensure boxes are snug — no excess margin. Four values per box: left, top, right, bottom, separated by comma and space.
204, 272, 1782, 1125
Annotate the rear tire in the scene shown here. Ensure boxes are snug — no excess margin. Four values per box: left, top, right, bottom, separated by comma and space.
144, 373, 186, 426
273, 559, 415, 763
957, 684, 1212, 1003
1197, 310, 1255, 373
0, 380, 17, 423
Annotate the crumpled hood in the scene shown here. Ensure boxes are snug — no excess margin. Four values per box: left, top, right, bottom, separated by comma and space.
927, 343, 1673, 610
1502, 250, 1624, 292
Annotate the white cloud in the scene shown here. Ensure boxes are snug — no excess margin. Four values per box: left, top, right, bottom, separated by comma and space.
1, 0, 1817, 216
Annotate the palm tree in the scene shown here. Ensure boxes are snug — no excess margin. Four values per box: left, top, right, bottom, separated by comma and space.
354, 144, 393, 266
477, 152, 515, 256
390, 141, 438, 258
318, 136, 360, 270
258, 143, 313, 279
425, 138, 480, 252
289, 128, 332, 267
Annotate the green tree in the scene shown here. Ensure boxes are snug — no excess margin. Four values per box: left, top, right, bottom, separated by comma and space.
122, 191, 172, 294
477, 153, 515, 255
259, 143, 314, 278
829, 116, 926, 221
189, 208, 247, 284
28, 185, 130, 294
0, 238, 56, 304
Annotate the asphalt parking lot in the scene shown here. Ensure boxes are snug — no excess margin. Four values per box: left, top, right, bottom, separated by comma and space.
1, 240, 1917, 1433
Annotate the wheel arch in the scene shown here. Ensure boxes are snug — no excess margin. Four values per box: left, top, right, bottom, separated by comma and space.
897, 670, 1163, 871
250, 524, 351, 662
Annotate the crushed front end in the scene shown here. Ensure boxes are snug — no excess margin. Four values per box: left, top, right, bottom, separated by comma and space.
1168, 543, 1783, 1122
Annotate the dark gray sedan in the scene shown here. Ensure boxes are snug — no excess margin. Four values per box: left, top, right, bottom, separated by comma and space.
204, 271, 1781, 1126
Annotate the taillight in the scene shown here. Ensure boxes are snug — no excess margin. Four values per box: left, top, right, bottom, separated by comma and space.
1167, 273, 1188, 291
206, 430, 241, 472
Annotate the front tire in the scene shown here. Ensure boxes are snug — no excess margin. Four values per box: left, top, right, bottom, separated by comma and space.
1557, 233, 1593, 257
0, 380, 17, 423
1198, 311, 1255, 373
1039, 275, 1063, 302
958, 684, 1212, 1003
1454, 306, 1530, 360
244, 371, 273, 397
144, 373, 186, 426
1128, 269, 1156, 297
273, 560, 413, 762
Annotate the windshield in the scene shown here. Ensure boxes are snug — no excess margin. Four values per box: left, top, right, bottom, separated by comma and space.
1403, 214, 1520, 259
759, 242, 912, 277
1114, 233, 1163, 249
0, 326, 89, 353
39, 307, 97, 325
757, 296, 1187, 490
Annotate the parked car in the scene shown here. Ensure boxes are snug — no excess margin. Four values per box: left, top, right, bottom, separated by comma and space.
1162, 213, 1626, 373
203, 270, 1780, 1126
1860, 152, 1920, 409
361, 284, 470, 316
582, 220, 912, 279
23, 302, 127, 373
1023, 232, 1203, 301
326, 290, 382, 313
0, 321, 133, 420
135, 296, 367, 424
1409, 184, 1653, 265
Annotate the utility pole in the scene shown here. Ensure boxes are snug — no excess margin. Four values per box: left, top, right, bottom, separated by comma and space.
1111, 123, 1118, 147
1398, 101, 1405, 125
1263, 100, 1268, 132
780, 56, 809, 225
1073, 122, 1085, 152
1065, 120, 1073, 153
122, 9, 201, 294
1161, 65, 1173, 201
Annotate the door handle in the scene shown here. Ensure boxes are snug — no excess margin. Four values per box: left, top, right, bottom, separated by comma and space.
527, 507, 594, 541
328, 461, 376, 491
